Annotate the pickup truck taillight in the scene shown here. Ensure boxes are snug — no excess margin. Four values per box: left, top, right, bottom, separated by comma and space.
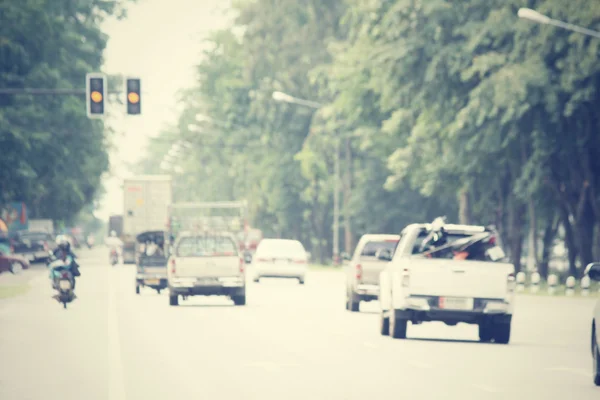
507, 272, 515, 292
170, 259, 176, 274
239, 258, 245, 274
401, 268, 410, 287
355, 264, 362, 281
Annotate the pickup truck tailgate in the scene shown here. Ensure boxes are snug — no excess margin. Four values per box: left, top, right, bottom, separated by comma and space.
359, 257, 388, 285
407, 258, 513, 299
174, 256, 240, 278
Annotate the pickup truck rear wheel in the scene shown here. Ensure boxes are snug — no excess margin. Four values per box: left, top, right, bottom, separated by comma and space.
135, 285, 140, 295
389, 315, 407, 339
349, 292, 360, 312
9, 262, 22, 275
478, 323, 493, 342
493, 321, 511, 344
380, 313, 390, 336
169, 294, 179, 306
232, 295, 246, 306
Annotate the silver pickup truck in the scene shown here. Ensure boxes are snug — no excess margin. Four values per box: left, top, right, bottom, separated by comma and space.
345, 234, 400, 312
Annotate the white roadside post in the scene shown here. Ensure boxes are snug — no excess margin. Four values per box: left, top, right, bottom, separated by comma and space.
547, 274, 558, 295
530, 272, 541, 294
580, 275, 591, 297
516, 271, 526, 292
565, 276, 576, 296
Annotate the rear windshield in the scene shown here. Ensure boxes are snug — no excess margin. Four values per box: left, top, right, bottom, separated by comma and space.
412, 232, 473, 254
176, 236, 238, 257
19, 232, 51, 241
256, 240, 305, 258
361, 240, 398, 257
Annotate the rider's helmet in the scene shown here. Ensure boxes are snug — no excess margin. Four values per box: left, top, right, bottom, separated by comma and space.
110, 230, 117, 237
57, 239, 71, 253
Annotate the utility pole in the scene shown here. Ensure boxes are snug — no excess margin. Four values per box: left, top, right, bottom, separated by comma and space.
343, 136, 354, 254
333, 137, 340, 265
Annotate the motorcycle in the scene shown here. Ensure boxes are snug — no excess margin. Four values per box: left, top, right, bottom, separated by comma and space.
47, 252, 77, 309
110, 248, 119, 266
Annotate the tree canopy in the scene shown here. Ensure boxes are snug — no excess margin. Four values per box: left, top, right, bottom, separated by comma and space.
136, 0, 600, 274
0, 0, 133, 225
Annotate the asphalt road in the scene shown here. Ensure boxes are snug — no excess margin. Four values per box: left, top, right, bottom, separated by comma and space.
0, 247, 598, 400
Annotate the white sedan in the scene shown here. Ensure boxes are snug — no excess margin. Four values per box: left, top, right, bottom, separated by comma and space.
586, 262, 600, 386
252, 239, 308, 284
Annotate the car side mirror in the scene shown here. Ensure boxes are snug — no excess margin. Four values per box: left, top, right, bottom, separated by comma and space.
376, 248, 392, 262
244, 253, 253, 264
584, 262, 600, 281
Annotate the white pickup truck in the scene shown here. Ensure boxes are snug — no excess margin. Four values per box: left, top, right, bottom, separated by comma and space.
379, 222, 515, 343
167, 231, 247, 306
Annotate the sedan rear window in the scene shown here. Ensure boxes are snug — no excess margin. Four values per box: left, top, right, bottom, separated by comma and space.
176, 236, 238, 257
361, 240, 398, 257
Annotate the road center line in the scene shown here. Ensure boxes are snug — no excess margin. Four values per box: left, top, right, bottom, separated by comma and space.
108, 270, 127, 400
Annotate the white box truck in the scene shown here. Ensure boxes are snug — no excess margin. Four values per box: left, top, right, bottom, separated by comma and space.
122, 175, 173, 264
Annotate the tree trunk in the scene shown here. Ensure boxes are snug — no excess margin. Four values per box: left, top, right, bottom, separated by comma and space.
507, 195, 526, 273
539, 215, 559, 280
559, 205, 578, 278
527, 197, 538, 270
343, 137, 354, 254
574, 201, 595, 277
458, 186, 471, 225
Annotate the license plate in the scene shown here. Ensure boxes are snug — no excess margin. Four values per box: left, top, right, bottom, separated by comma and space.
438, 297, 473, 310
196, 277, 218, 285
144, 279, 160, 285
59, 280, 71, 290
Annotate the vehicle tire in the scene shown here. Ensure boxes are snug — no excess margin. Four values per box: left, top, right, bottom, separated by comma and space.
232, 295, 246, 306
478, 322, 493, 342
298, 278, 305, 285
63, 302, 67, 309
135, 285, 140, 295
389, 315, 408, 339
253, 277, 260, 283
169, 294, 179, 306
593, 326, 600, 386
380, 313, 390, 336
349, 292, 360, 312
9, 262, 22, 275
156, 289, 161, 294
493, 320, 511, 344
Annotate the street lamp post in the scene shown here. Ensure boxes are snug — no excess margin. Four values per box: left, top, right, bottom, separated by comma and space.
518, 8, 600, 39
271, 90, 341, 265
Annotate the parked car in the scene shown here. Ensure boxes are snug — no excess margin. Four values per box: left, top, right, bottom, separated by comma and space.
10, 230, 55, 263
252, 239, 308, 284
344, 234, 400, 312
585, 262, 600, 386
0, 240, 30, 274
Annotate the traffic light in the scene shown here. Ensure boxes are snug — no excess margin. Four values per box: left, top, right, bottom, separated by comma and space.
125, 78, 141, 115
86, 73, 106, 119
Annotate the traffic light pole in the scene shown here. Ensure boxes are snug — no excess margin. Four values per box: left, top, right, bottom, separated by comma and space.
0, 88, 124, 95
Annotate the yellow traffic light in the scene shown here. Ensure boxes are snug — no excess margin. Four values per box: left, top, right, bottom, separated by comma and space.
126, 78, 141, 115
91, 91, 103, 103
127, 92, 140, 104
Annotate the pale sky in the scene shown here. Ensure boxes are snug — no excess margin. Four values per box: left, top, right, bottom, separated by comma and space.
95, 0, 233, 220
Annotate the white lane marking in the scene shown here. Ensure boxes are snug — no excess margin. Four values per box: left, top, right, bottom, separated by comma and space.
471, 384, 500, 393
108, 270, 127, 400
408, 361, 433, 369
545, 367, 592, 378
363, 341, 378, 349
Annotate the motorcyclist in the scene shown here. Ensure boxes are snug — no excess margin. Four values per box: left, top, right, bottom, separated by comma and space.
106, 230, 122, 261
50, 240, 80, 289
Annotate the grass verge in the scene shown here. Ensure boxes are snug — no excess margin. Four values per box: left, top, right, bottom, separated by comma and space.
0, 284, 30, 300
